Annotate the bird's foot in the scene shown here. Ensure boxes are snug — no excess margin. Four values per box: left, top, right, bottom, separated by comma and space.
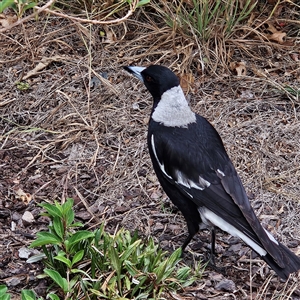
206, 256, 227, 275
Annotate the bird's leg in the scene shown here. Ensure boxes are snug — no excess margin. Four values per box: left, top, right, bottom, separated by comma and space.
207, 227, 227, 275
209, 227, 216, 265
181, 234, 194, 256
181, 222, 200, 256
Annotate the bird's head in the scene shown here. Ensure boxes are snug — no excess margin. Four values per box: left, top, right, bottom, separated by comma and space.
123, 65, 180, 102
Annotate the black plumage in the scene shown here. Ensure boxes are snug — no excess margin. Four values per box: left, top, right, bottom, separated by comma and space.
124, 65, 300, 280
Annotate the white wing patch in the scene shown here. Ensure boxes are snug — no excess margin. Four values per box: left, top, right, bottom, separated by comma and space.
151, 134, 172, 180
151, 134, 210, 193
264, 228, 279, 245
198, 207, 268, 256
217, 169, 225, 177
175, 170, 210, 191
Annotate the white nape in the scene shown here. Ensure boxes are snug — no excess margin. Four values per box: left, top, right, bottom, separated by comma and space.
152, 86, 196, 127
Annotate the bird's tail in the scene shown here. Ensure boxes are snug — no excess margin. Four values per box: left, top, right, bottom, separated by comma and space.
262, 242, 300, 280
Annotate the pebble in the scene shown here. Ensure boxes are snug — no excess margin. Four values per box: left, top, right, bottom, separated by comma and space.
215, 279, 236, 292
22, 211, 34, 226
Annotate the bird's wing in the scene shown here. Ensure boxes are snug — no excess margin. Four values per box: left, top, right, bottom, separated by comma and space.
149, 124, 285, 267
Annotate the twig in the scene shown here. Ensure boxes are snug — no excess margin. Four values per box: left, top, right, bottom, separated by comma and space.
0, 0, 55, 33
35, 3, 136, 25
0, 0, 137, 34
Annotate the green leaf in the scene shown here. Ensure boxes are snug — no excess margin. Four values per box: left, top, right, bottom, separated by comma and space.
66, 231, 94, 250
62, 198, 74, 210
124, 260, 138, 277
176, 266, 191, 280
52, 216, 64, 239
137, 0, 150, 8
44, 269, 68, 292
54, 255, 71, 268
23, 2, 37, 11
71, 249, 84, 266
69, 221, 84, 228
109, 247, 121, 276
0, 285, 8, 295
154, 260, 167, 283
124, 275, 131, 291
29, 232, 62, 248
109, 247, 122, 291
21, 289, 36, 300
167, 248, 182, 266
65, 210, 75, 227
89, 289, 108, 297
0, 0, 15, 13
120, 239, 141, 261
131, 275, 148, 296
0, 285, 10, 300
40, 203, 62, 218
47, 294, 60, 300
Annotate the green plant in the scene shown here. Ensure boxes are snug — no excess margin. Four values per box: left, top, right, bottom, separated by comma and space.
0, 0, 37, 16
0, 285, 10, 300
16, 81, 31, 91
29, 198, 203, 299
21, 290, 43, 300
161, 0, 257, 40
0, 286, 44, 300
284, 85, 300, 97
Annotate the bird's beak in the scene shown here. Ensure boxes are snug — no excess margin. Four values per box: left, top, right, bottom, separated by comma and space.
123, 66, 146, 82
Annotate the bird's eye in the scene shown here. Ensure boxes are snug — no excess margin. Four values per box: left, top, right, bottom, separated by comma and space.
145, 75, 153, 82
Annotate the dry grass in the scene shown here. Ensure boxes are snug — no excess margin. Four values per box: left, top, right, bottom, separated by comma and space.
0, 1, 300, 298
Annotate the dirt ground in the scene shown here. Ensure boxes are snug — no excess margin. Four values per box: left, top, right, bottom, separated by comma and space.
1, 4, 300, 299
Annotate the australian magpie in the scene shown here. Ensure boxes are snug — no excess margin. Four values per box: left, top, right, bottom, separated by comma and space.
124, 64, 300, 279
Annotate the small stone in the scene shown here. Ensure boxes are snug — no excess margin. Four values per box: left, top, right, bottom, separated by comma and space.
228, 243, 242, 252
5, 277, 21, 287
75, 211, 91, 220
210, 273, 223, 282
11, 221, 16, 231
22, 211, 34, 226
12, 211, 21, 221
153, 222, 164, 233
18, 247, 31, 259
215, 279, 236, 292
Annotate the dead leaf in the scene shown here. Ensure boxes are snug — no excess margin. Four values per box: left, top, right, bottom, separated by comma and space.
102, 25, 117, 43
229, 61, 246, 76
180, 72, 194, 93
252, 66, 267, 78
266, 22, 278, 34
290, 53, 299, 61
23, 55, 70, 80
14, 188, 32, 204
268, 32, 286, 44
265, 21, 287, 44
0, 14, 17, 28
